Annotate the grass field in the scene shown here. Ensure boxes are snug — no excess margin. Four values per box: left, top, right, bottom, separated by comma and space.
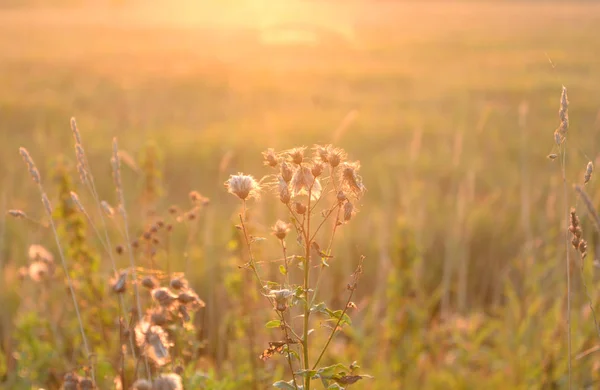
2, 1, 600, 389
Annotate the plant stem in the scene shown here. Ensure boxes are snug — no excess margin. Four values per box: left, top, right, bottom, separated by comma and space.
303, 187, 313, 390
561, 143, 571, 390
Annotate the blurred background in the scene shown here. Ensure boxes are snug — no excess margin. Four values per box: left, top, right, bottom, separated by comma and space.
2, 0, 600, 388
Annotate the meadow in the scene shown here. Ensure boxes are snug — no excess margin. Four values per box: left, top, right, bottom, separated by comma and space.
2, 1, 600, 388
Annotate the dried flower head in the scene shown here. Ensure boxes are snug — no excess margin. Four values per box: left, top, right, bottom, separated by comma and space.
344, 201, 354, 222
314, 144, 332, 163
28, 261, 50, 282
111, 271, 128, 294
262, 148, 279, 168
278, 177, 291, 204
272, 220, 290, 240
177, 290, 204, 307
153, 373, 183, 390
134, 320, 172, 366
28, 244, 54, 263
291, 166, 322, 198
169, 277, 188, 290
294, 202, 307, 215
311, 161, 325, 177
225, 173, 260, 200
62, 373, 80, 390
547, 153, 558, 160
339, 162, 366, 198
152, 287, 178, 308
267, 289, 294, 312
280, 161, 293, 183
287, 147, 306, 165
79, 378, 95, 390
585, 161, 593, 184
131, 379, 153, 390
141, 276, 159, 289
327, 147, 346, 168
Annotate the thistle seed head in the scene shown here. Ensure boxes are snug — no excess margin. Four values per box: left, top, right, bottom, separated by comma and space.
272, 220, 290, 240
225, 173, 260, 200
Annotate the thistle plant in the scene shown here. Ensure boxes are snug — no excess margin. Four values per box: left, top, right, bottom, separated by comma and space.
225, 145, 371, 389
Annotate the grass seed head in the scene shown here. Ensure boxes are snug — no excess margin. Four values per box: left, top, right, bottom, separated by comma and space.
19, 147, 41, 185
585, 161, 593, 184
7, 209, 27, 219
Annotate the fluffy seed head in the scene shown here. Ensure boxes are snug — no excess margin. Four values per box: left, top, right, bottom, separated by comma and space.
152, 287, 178, 308
344, 201, 354, 222
28, 261, 50, 282
311, 162, 325, 177
262, 148, 279, 168
314, 144, 331, 163
340, 162, 366, 198
280, 161, 293, 183
225, 174, 260, 200
28, 244, 54, 263
291, 166, 322, 198
327, 147, 346, 168
288, 147, 306, 165
272, 220, 290, 240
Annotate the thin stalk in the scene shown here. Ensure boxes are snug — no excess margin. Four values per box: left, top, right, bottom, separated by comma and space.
302, 186, 313, 390
312, 286, 355, 370
42, 193, 95, 383
561, 143, 571, 389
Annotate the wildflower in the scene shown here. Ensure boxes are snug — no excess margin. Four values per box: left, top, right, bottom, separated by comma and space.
225, 173, 260, 200
272, 220, 290, 240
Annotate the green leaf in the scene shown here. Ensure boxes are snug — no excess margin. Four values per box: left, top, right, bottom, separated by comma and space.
273, 380, 297, 389
295, 369, 318, 378
279, 265, 288, 275
265, 320, 282, 329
